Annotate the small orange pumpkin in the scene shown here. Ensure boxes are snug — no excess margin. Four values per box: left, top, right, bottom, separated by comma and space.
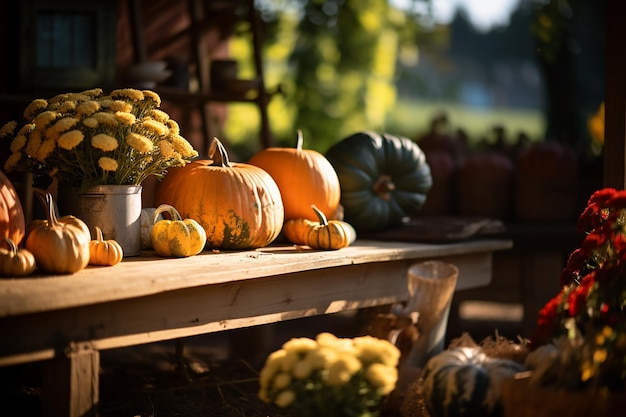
154, 137, 284, 250
89, 226, 124, 266
248, 130, 341, 221
285, 205, 356, 250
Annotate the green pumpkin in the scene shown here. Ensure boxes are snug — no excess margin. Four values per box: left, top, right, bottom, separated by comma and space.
324, 131, 432, 233
421, 347, 525, 417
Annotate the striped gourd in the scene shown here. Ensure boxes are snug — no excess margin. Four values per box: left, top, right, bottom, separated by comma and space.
421, 347, 525, 417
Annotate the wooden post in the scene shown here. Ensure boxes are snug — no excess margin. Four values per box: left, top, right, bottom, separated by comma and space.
41, 344, 100, 417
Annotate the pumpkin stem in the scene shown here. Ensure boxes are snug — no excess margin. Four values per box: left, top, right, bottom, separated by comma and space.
311, 205, 329, 226
295, 129, 303, 151
208, 137, 231, 168
2, 237, 18, 254
95, 226, 104, 242
153, 204, 183, 223
38, 191, 60, 227
373, 175, 395, 201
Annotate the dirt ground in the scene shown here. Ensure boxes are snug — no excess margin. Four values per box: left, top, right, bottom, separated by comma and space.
2, 312, 420, 417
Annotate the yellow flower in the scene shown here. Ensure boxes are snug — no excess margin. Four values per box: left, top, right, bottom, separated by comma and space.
10, 135, 27, 153
79, 88, 103, 97
142, 90, 162, 106
23, 99, 48, 120
24, 130, 42, 156
58, 130, 84, 150
0, 121, 17, 137
76, 100, 101, 116
170, 134, 198, 158
126, 132, 153, 153
274, 390, 295, 408
33, 111, 58, 129
92, 134, 119, 151
92, 111, 119, 127
36, 138, 56, 161
46, 117, 79, 139
56, 101, 77, 113
166, 119, 180, 135
83, 117, 99, 129
3, 152, 22, 171
149, 109, 169, 123
108, 100, 133, 113
115, 111, 136, 125
593, 348, 608, 363
111, 88, 144, 102
158, 140, 178, 158
98, 157, 118, 171
142, 119, 169, 136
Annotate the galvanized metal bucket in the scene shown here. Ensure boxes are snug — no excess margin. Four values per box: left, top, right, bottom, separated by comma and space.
58, 185, 142, 257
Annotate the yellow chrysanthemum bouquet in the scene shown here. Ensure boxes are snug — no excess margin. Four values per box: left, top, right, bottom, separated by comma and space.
258, 332, 400, 417
1, 88, 198, 190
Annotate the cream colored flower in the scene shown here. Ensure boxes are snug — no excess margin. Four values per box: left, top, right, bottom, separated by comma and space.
292, 357, 315, 379
274, 390, 295, 408
326, 354, 361, 386
23, 99, 48, 120
76, 100, 101, 116
79, 88, 103, 97
273, 372, 292, 390
92, 134, 119, 151
0, 121, 17, 137
126, 132, 153, 153
98, 157, 118, 171
115, 111, 136, 125
365, 363, 397, 395
36, 138, 56, 161
283, 337, 318, 354
58, 130, 84, 150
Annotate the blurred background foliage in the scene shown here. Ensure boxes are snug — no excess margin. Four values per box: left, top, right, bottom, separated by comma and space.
220, 0, 604, 164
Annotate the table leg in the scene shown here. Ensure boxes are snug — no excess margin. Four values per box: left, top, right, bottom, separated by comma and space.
41, 344, 99, 417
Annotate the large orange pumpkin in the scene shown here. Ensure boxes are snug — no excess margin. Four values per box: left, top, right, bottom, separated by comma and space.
154, 137, 284, 249
248, 130, 341, 221
0, 170, 25, 245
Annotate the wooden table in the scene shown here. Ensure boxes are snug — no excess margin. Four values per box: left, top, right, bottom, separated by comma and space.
0, 238, 511, 416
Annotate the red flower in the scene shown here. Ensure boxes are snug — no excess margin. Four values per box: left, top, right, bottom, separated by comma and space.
567, 273, 594, 317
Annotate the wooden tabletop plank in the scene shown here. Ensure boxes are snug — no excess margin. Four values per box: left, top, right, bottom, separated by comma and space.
0, 239, 512, 317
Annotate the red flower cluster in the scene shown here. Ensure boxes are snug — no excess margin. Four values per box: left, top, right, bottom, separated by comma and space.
531, 188, 626, 348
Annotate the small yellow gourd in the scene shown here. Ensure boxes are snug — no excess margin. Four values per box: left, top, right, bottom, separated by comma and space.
150, 204, 206, 257
89, 226, 124, 266
0, 238, 36, 277
303, 205, 356, 250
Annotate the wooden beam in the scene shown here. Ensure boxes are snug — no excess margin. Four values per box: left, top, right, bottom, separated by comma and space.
604, 0, 626, 189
